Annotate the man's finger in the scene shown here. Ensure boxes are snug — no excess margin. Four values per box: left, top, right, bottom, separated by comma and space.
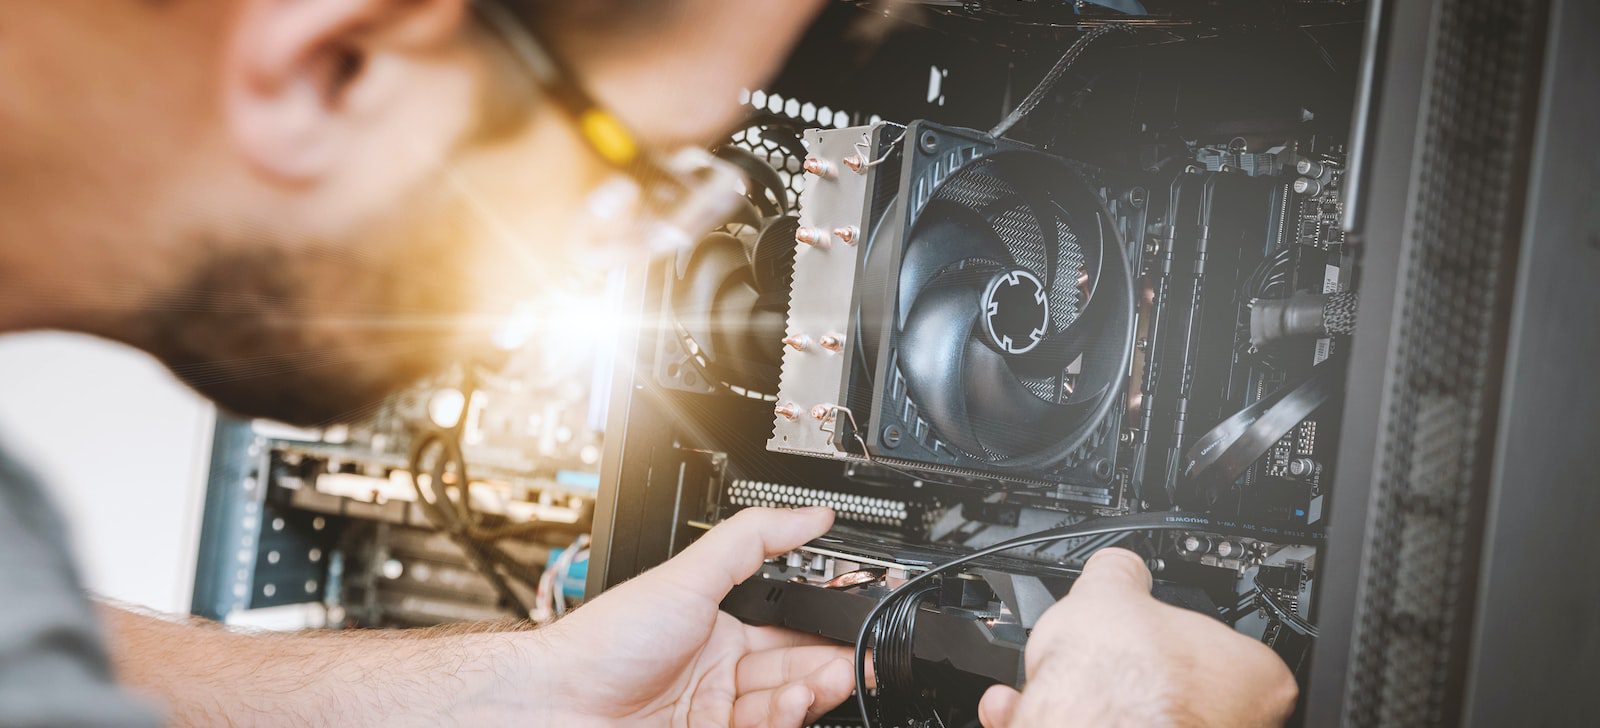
739, 626, 872, 688
1068, 547, 1153, 599
978, 684, 1021, 728
661, 507, 834, 600
735, 645, 852, 695
798, 659, 856, 724
732, 659, 853, 728
731, 683, 814, 728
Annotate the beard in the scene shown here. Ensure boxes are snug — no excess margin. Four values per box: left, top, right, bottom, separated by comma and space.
137, 228, 484, 427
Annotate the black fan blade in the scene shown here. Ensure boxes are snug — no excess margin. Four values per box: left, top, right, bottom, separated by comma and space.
673, 232, 749, 353
898, 199, 1014, 329
1007, 212, 1124, 388
727, 197, 764, 235
1004, 270, 1112, 382
751, 216, 799, 294
899, 278, 989, 457
962, 337, 1103, 459
714, 145, 788, 217
994, 176, 1064, 289
710, 276, 775, 374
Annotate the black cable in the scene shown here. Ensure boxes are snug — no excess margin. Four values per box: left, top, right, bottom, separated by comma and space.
852, 510, 1323, 726
1179, 355, 1344, 506
1242, 247, 1293, 300
407, 429, 537, 616
989, 24, 1135, 139
871, 584, 940, 726
1255, 586, 1318, 638
405, 376, 544, 617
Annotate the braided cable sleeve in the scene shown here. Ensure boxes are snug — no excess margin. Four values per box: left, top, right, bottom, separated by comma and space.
1322, 290, 1358, 335
989, 24, 1135, 139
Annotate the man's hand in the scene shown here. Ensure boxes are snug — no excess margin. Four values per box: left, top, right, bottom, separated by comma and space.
103, 507, 851, 727
539, 506, 856, 727
978, 548, 1298, 728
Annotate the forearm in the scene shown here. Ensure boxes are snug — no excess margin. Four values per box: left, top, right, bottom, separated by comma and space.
99, 604, 564, 726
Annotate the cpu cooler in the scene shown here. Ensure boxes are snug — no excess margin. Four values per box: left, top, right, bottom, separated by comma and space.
771, 122, 1136, 502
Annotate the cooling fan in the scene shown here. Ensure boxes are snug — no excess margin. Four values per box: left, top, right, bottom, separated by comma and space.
660, 117, 805, 400
867, 149, 1134, 469
772, 122, 1136, 500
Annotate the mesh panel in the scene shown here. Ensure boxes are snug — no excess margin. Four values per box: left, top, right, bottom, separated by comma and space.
734, 89, 876, 206
729, 125, 807, 208
1052, 218, 1087, 331
990, 205, 1050, 271
1023, 377, 1059, 401
1345, 0, 1544, 724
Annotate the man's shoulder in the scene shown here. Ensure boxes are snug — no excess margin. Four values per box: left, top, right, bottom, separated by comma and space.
0, 442, 164, 727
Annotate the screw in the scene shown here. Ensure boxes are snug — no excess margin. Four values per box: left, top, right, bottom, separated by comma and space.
1119, 430, 1136, 445
775, 402, 800, 421
795, 227, 830, 248
810, 404, 834, 421
1136, 338, 1150, 351
802, 157, 833, 177
919, 131, 939, 154
832, 225, 859, 245
1125, 186, 1148, 209
782, 335, 810, 352
1091, 458, 1114, 481
882, 425, 904, 448
819, 334, 844, 352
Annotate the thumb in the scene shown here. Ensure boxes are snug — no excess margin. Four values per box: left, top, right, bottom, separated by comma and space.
1068, 547, 1153, 600
978, 684, 1021, 728
658, 507, 835, 601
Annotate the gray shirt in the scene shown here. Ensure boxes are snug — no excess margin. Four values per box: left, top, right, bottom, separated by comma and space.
0, 442, 163, 727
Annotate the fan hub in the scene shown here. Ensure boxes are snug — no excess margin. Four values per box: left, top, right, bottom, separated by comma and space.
982, 269, 1051, 355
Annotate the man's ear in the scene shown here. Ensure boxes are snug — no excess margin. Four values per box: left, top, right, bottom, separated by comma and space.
225, 0, 470, 182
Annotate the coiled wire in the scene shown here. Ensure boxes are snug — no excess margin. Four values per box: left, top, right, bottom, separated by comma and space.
871, 585, 942, 726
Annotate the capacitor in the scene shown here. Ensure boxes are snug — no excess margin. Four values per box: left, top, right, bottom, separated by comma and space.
1181, 534, 1215, 555
1288, 456, 1317, 478
1295, 157, 1327, 179
1293, 176, 1324, 197
1215, 540, 1246, 560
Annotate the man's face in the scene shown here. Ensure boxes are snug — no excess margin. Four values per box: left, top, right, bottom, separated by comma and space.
27, 0, 822, 425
